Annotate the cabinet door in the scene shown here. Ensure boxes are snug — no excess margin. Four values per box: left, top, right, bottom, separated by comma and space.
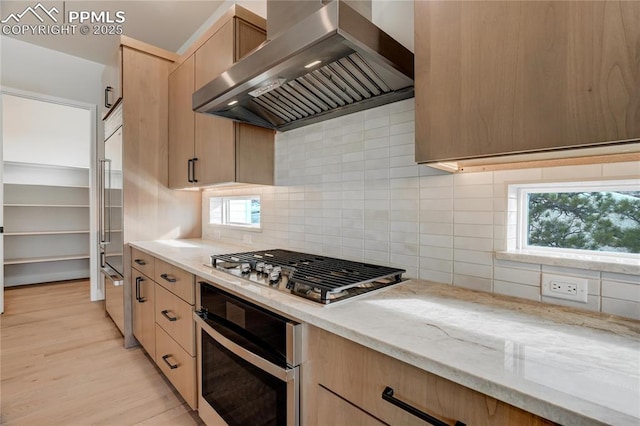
194, 20, 236, 186
168, 55, 196, 189
132, 271, 155, 358
415, 1, 640, 163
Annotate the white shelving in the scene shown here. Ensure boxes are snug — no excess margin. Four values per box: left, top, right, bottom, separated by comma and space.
3, 162, 91, 286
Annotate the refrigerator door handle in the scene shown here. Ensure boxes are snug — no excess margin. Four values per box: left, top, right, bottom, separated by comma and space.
98, 159, 107, 244
105, 159, 112, 244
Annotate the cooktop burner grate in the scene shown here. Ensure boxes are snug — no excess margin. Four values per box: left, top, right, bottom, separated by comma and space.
211, 249, 405, 294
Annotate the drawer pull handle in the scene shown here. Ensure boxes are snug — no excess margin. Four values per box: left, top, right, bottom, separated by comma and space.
160, 273, 177, 283
161, 354, 178, 369
382, 386, 465, 426
135, 277, 145, 303
134, 259, 146, 265
161, 310, 178, 322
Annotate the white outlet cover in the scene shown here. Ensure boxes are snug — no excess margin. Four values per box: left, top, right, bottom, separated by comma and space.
541, 273, 589, 303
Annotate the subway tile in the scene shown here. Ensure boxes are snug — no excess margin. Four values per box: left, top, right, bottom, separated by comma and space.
454, 184, 493, 199
365, 250, 390, 264
389, 131, 415, 146
390, 210, 419, 222
389, 110, 414, 125
494, 266, 540, 286
420, 198, 454, 210
454, 224, 494, 239
365, 189, 390, 200
365, 209, 389, 221
364, 147, 389, 160
390, 242, 419, 256
364, 126, 389, 140
342, 228, 364, 239
419, 166, 450, 177
322, 235, 341, 246
364, 136, 390, 150
541, 265, 601, 279
340, 121, 365, 136
342, 218, 363, 230
454, 172, 493, 186
342, 237, 364, 249
343, 190, 365, 200
365, 240, 389, 252
389, 155, 415, 168
420, 187, 454, 199
365, 169, 390, 180
342, 132, 364, 146
390, 188, 418, 200
391, 199, 419, 211
454, 211, 493, 225
454, 249, 493, 266
390, 221, 419, 233
454, 236, 494, 252
601, 298, 640, 320
365, 115, 390, 130
454, 262, 492, 279
389, 143, 413, 157
420, 245, 453, 261
364, 104, 389, 120
602, 281, 640, 303
343, 208, 364, 219
453, 274, 492, 293
420, 234, 454, 248
419, 269, 452, 284
322, 245, 342, 257
386, 165, 418, 178
454, 198, 494, 212
365, 199, 389, 210
419, 257, 452, 273
343, 181, 365, 191
493, 168, 543, 184
390, 177, 419, 189
494, 259, 541, 271
365, 158, 390, 170
343, 198, 365, 209
419, 174, 454, 188
388, 98, 415, 114
389, 121, 414, 136
493, 281, 541, 302
390, 253, 418, 269
364, 220, 389, 232
601, 272, 640, 284
342, 247, 365, 261
420, 222, 454, 235
390, 231, 419, 244
419, 210, 453, 223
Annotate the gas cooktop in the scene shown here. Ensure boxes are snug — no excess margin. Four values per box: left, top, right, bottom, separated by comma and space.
210, 249, 405, 304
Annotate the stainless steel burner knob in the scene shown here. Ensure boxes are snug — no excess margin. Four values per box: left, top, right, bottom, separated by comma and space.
269, 270, 281, 283
240, 263, 251, 274
264, 264, 273, 274
255, 262, 265, 273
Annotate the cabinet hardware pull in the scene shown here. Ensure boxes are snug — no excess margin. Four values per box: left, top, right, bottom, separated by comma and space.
187, 159, 193, 183
134, 259, 146, 266
161, 354, 178, 369
135, 276, 146, 303
160, 273, 177, 283
105, 86, 113, 108
161, 310, 178, 322
381, 386, 465, 426
191, 158, 198, 183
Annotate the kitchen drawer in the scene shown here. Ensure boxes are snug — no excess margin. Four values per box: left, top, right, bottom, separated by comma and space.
311, 327, 552, 426
154, 259, 194, 304
155, 324, 197, 410
131, 248, 155, 278
155, 283, 195, 356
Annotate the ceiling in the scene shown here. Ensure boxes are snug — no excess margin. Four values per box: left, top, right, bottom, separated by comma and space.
0, 1, 228, 64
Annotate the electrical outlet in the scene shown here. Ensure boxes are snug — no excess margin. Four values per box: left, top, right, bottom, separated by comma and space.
541, 273, 588, 303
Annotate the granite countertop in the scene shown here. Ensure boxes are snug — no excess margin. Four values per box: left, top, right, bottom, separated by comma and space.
130, 239, 640, 426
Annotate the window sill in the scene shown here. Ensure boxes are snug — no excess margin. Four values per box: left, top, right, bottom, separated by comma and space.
495, 250, 640, 275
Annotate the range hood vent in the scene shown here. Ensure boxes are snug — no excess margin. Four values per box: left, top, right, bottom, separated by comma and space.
193, 0, 414, 132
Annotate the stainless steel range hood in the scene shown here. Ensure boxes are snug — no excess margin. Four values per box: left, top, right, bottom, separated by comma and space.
192, 0, 414, 132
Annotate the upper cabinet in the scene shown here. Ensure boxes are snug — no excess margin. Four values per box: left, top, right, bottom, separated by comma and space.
168, 7, 274, 189
415, 1, 640, 166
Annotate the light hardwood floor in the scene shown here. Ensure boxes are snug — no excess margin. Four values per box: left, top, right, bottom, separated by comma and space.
0, 280, 202, 425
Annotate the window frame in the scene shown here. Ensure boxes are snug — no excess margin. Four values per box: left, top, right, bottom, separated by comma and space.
511, 179, 639, 259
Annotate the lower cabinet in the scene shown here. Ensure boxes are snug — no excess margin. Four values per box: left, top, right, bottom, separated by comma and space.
130, 251, 197, 410
306, 326, 554, 426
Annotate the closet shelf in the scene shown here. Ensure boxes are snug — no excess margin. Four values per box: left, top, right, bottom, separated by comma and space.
5, 255, 90, 265
4, 204, 90, 208
4, 230, 90, 236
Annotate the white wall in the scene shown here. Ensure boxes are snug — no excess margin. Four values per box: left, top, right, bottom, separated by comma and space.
201, 99, 640, 320
3, 94, 91, 168
1, 37, 104, 107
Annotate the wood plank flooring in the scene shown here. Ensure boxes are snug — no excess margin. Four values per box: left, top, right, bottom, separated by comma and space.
0, 280, 202, 425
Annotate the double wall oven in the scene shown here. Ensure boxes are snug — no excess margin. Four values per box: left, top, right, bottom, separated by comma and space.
194, 281, 302, 426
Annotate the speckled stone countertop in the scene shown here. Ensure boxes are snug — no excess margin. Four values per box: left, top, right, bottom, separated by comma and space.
130, 239, 640, 426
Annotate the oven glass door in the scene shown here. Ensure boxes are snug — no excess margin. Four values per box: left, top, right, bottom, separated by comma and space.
201, 329, 287, 426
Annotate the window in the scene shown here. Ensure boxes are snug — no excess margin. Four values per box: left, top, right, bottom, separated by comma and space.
210, 196, 261, 228
510, 180, 640, 256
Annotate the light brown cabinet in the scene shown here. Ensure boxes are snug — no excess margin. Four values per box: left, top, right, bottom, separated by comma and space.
129, 250, 197, 410
415, 1, 640, 165
168, 9, 274, 189
305, 326, 553, 426
131, 267, 156, 360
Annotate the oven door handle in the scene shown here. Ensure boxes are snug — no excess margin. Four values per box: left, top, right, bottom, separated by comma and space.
194, 314, 296, 382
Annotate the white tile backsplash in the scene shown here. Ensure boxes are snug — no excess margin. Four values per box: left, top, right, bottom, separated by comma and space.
201, 99, 640, 320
